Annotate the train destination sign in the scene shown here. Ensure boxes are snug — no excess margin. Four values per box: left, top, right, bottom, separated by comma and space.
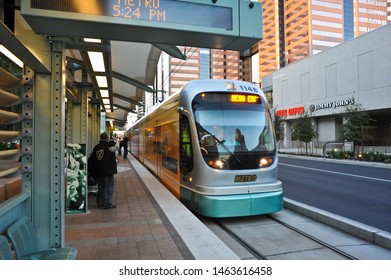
230, 94, 260, 104
21, 0, 263, 51
28, 0, 233, 30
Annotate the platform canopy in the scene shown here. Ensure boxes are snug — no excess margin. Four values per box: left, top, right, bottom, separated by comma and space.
18, 0, 263, 128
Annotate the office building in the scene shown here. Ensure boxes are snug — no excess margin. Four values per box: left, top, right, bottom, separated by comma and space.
166, 47, 241, 95
153, 0, 390, 116
257, 0, 390, 87
264, 23, 391, 150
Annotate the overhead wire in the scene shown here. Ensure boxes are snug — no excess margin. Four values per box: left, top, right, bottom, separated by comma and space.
161, 46, 199, 90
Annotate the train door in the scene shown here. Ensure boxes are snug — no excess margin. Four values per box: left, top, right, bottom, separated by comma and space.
155, 125, 162, 178
179, 115, 194, 183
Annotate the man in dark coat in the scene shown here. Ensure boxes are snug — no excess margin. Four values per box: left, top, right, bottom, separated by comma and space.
122, 133, 129, 159
91, 132, 119, 209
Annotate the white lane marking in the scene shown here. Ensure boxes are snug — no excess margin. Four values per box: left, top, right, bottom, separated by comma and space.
279, 163, 391, 183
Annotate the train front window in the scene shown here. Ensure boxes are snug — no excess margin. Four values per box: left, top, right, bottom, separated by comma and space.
192, 92, 276, 170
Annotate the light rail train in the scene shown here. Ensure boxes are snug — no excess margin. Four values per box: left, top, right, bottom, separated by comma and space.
129, 79, 283, 217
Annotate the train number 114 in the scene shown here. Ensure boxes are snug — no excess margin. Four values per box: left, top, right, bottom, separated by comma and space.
239, 85, 259, 93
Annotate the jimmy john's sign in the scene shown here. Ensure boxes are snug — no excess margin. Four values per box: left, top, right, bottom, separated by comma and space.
310, 97, 355, 112
275, 97, 355, 118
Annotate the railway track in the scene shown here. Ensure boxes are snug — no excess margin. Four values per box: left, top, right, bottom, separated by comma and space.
200, 210, 361, 260
268, 215, 358, 259
214, 215, 357, 260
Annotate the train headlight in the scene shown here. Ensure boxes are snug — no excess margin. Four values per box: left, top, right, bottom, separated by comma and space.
208, 159, 225, 169
259, 157, 274, 168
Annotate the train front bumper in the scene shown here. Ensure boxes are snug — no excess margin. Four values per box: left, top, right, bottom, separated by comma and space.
180, 188, 283, 218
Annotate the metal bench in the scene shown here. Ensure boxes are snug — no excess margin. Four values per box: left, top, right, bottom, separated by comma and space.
0, 235, 13, 260
6, 216, 77, 260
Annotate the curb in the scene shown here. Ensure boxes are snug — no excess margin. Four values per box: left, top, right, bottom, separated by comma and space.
279, 153, 391, 169
284, 198, 391, 251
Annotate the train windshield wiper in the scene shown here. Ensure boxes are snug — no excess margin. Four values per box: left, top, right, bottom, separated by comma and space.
201, 128, 244, 166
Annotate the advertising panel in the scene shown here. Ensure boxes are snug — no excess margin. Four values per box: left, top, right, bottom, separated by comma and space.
66, 143, 87, 213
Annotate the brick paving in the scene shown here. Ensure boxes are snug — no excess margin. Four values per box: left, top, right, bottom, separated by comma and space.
65, 156, 193, 260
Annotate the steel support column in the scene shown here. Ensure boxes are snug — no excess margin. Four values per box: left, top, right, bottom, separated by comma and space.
21, 66, 34, 214
33, 41, 66, 248
67, 91, 88, 144
66, 101, 73, 143
88, 101, 101, 152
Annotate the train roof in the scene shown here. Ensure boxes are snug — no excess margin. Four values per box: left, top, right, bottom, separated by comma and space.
181, 79, 261, 92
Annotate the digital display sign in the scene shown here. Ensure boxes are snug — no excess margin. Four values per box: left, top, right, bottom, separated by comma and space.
196, 93, 262, 105
230, 94, 260, 104
30, 0, 233, 30
22, 0, 263, 51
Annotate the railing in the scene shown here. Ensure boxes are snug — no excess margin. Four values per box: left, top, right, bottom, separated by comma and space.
278, 141, 391, 156
278, 141, 326, 155
356, 146, 391, 155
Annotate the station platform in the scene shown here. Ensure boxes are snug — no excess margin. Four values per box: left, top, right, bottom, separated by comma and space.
65, 154, 240, 260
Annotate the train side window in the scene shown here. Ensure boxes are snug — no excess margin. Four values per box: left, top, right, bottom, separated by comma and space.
180, 115, 194, 173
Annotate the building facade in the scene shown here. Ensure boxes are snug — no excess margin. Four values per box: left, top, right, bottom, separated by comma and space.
257, 0, 391, 87
165, 47, 242, 95
150, 0, 391, 129
150, 47, 243, 115
157, 0, 390, 98
265, 23, 391, 149
168, 47, 201, 94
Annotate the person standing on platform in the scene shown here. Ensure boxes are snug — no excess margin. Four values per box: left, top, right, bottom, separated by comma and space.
123, 133, 129, 159
118, 136, 124, 156
92, 132, 119, 209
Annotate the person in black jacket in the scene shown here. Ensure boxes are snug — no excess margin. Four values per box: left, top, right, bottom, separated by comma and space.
122, 133, 129, 159
91, 132, 119, 209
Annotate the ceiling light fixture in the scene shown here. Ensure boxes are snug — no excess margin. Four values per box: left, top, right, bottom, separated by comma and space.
100, 89, 109, 98
83, 38, 102, 43
0, 45, 23, 68
88, 51, 105, 72
96, 75, 108, 88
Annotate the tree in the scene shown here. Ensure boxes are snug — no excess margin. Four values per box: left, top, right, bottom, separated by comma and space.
339, 104, 376, 153
273, 114, 285, 148
291, 112, 318, 154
